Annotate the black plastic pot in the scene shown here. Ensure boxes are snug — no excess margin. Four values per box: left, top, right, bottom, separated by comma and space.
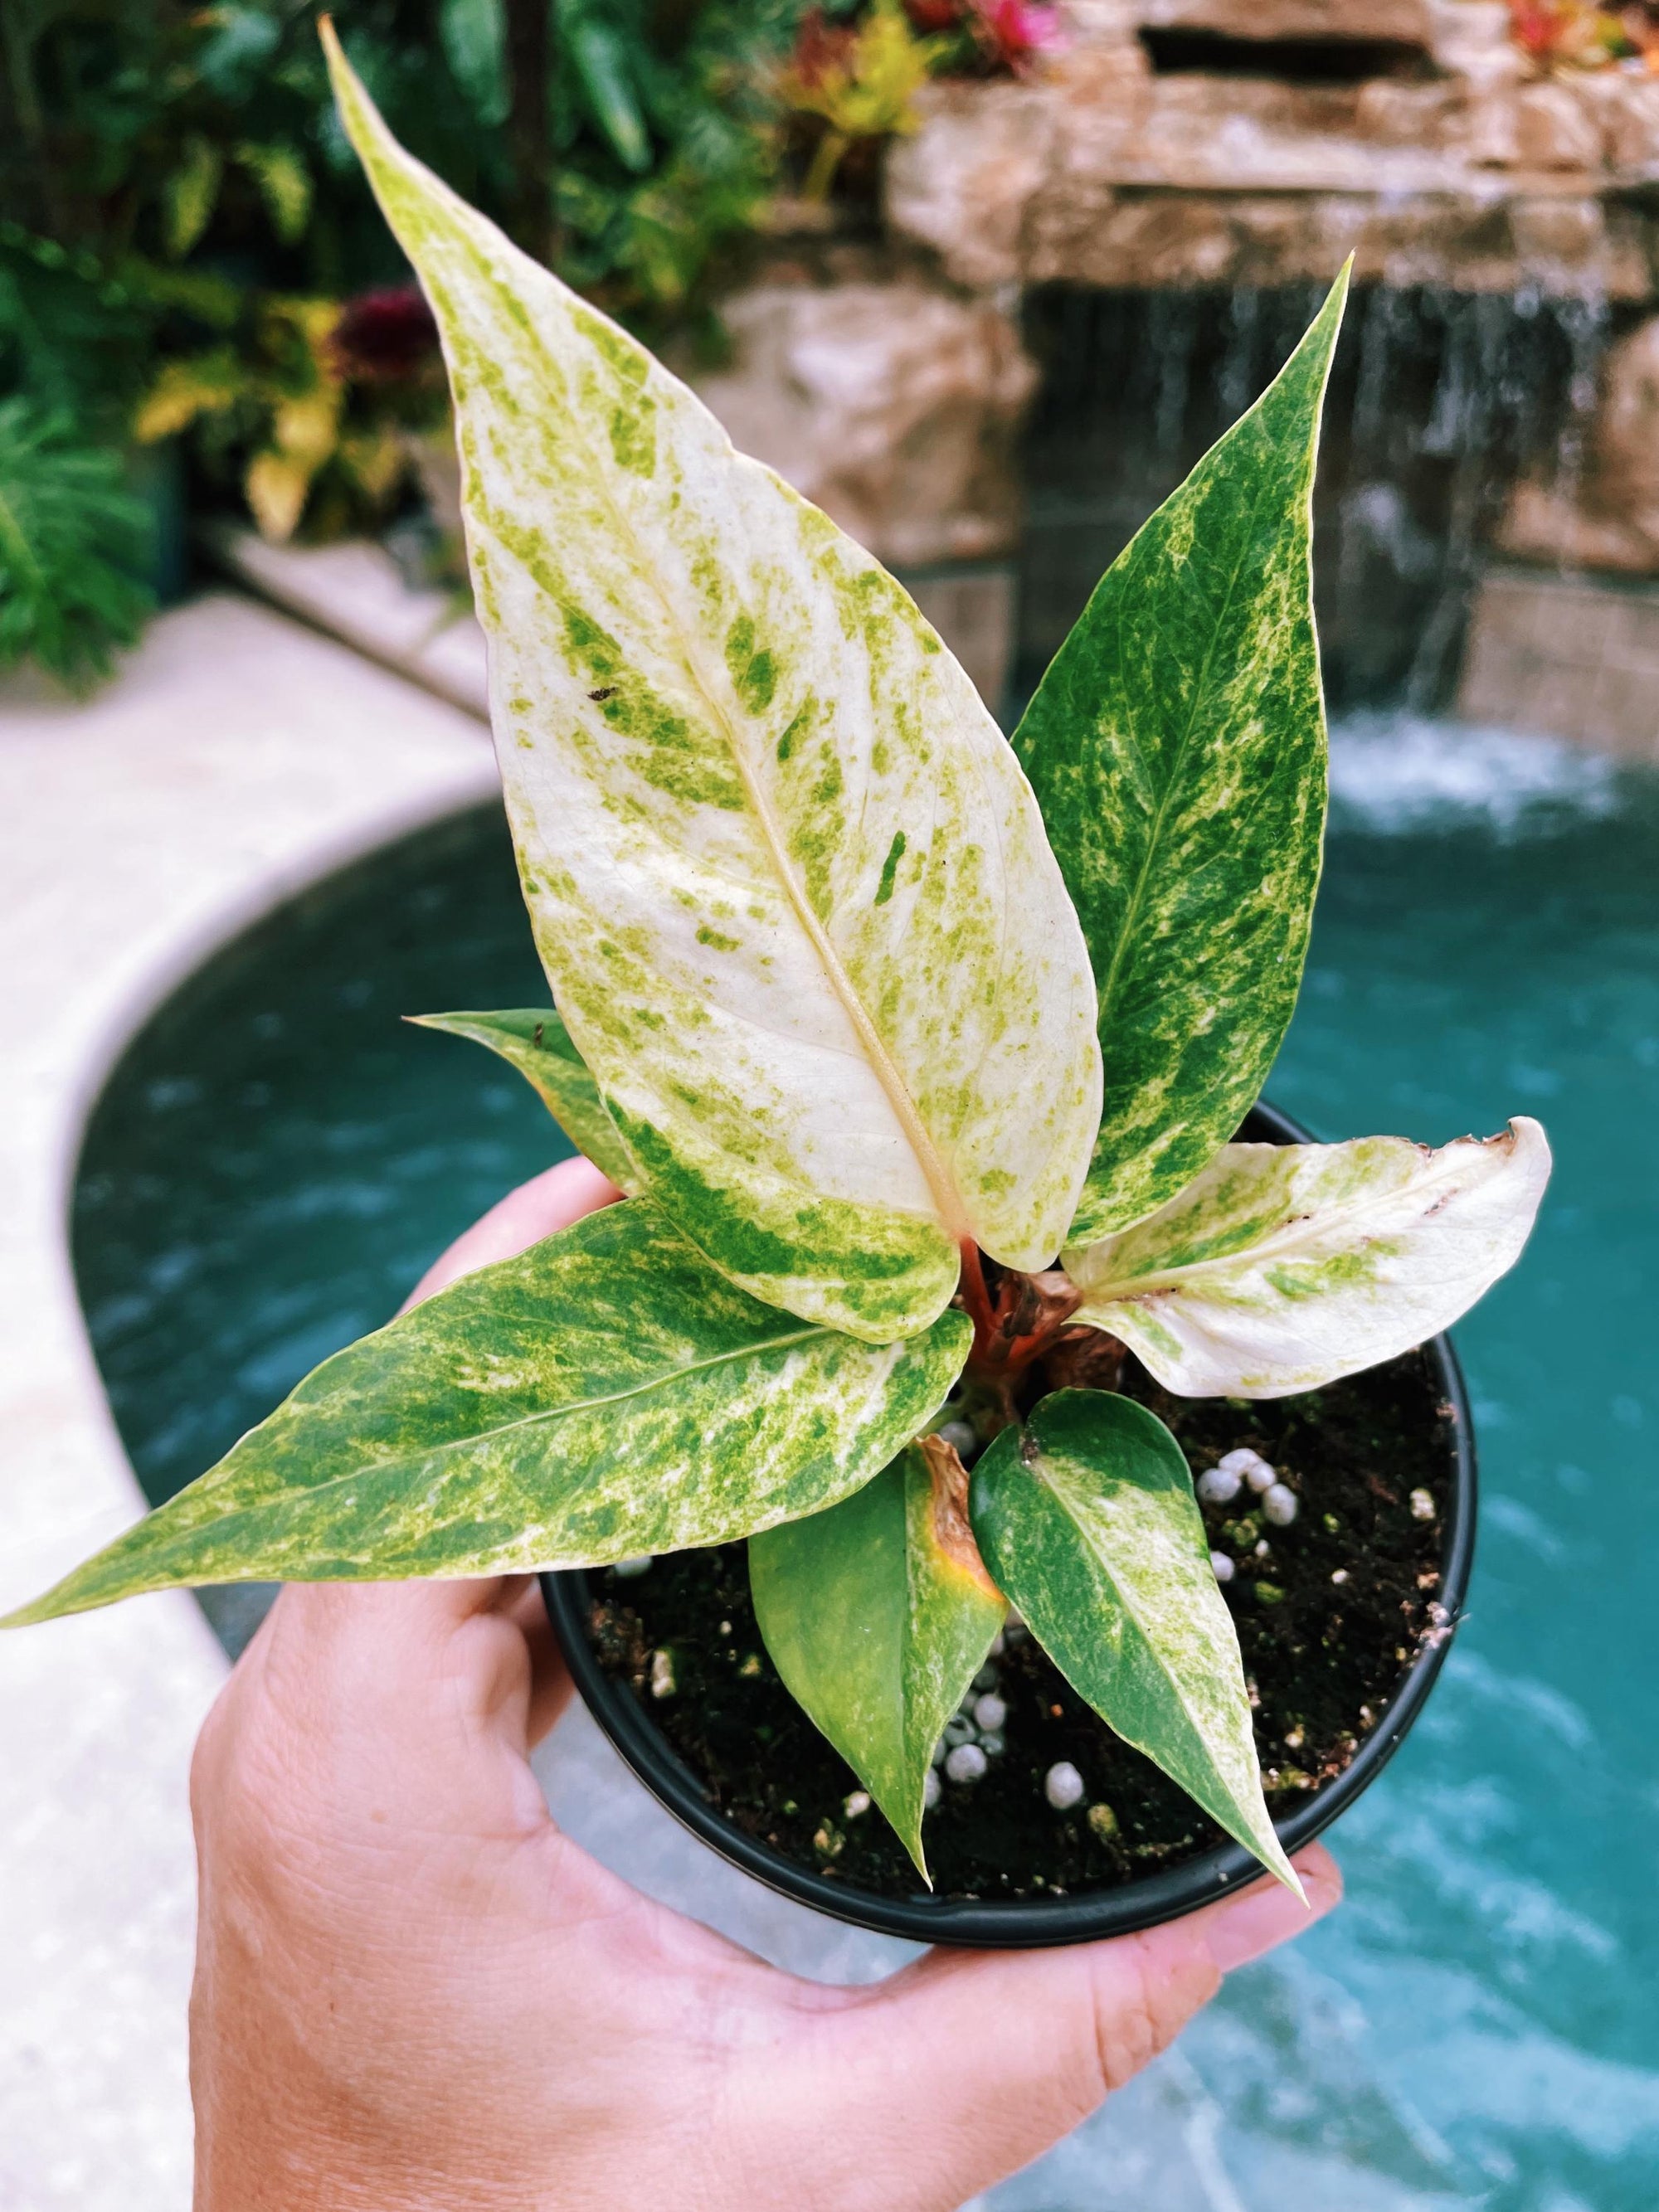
542, 1100, 1477, 1949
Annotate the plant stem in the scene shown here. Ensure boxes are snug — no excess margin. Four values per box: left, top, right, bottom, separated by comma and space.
957, 1238, 997, 1363
800, 128, 848, 205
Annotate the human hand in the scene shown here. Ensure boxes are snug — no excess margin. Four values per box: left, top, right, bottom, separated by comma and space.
188, 1157, 1340, 2212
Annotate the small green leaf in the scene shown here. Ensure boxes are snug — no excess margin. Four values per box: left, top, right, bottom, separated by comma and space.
235, 142, 314, 245
3, 1200, 970, 1627
1015, 270, 1348, 1247
971, 1390, 1298, 1893
1063, 1119, 1551, 1398
322, 26, 1102, 1344
164, 136, 224, 259
411, 1008, 638, 1190
749, 1434, 1005, 1879
567, 17, 654, 175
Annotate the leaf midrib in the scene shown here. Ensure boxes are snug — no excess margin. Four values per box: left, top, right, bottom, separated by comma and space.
197, 1319, 834, 1515
1042, 1454, 1255, 1824
1091, 455, 1282, 1047
417, 130, 973, 1248
1076, 1142, 1462, 1304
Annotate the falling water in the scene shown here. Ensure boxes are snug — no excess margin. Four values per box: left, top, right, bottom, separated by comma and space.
1015, 280, 1613, 713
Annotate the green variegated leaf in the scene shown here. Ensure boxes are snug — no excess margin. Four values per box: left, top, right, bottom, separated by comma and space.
1063, 1119, 1550, 1398
971, 1390, 1297, 1892
412, 1009, 638, 1189
3, 1200, 970, 1628
1014, 271, 1348, 1248
324, 26, 1101, 1346
749, 1434, 1005, 1878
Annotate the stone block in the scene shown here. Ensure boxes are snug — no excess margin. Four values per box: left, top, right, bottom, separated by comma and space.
1580, 74, 1659, 173
693, 280, 1037, 568
1427, 0, 1528, 90
884, 82, 1058, 288
1136, 0, 1433, 40
1469, 83, 1602, 172
1457, 567, 1659, 759
899, 564, 1018, 708
1496, 315, 1659, 566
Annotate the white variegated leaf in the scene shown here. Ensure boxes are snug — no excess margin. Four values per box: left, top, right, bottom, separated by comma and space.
324, 29, 1102, 1345
971, 1390, 1298, 1890
1063, 1119, 1551, 1398
3, 1198, 971, 1626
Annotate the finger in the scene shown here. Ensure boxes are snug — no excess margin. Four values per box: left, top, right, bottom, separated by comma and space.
779, 1846, 1340, 2212
402, 1155, 622, 1310
504, 1576, 575, 1747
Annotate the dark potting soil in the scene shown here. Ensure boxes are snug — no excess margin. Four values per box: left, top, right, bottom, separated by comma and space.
586, 1348, 1457, 1901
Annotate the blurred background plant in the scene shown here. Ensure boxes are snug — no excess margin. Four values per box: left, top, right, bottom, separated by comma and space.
1508, 0, 1659, 70
1, 0, 1043, 685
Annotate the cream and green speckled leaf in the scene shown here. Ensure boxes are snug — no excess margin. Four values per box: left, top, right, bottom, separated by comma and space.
1063, 1119, 1550, 1398
1014, 271, 1348, 1248
412, 1009, 637, 1189
324, 27, 1101, 1346
749, 1434, 1005, 1879
971, 1390, 1297, 1892
2, 1199, 970, 1627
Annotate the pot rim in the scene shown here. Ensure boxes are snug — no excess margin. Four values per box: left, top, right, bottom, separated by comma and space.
541, 1098, 1477, 1949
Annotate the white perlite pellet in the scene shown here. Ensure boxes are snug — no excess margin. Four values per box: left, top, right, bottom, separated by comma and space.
946, 1743, 988, 1784
613, 1554, 654, 1578
923, 1767, 941, 1810
649, 1649, 675, 1698
1044, 1761, 1085, 1810
938, 1420, 978, 1461
1262, 1482, 1299, 1526
1210, 1550, 1235, 1583
1197, 1465, 1243, 1505
844, 1791, 870, 1818
1221, 1446, 1277, 1493
1410, 1487, 1435, 1521
972, 1692, 1007, 1733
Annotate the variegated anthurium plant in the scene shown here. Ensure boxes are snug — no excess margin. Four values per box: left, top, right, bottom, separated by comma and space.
4, 27, 1554, 1893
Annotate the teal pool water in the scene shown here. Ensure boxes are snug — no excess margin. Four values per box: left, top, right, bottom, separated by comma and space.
72, 722, 1659, 2209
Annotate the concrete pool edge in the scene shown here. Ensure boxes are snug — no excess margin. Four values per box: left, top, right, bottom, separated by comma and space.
0, 595, 498, 2212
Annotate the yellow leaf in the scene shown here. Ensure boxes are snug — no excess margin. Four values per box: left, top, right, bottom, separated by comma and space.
132, 352, 243, 442
270, 387, 342, 468
246, 449, 315, 541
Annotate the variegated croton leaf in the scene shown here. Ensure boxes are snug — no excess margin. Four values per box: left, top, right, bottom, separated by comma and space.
1015, 270, 1346, 1251
412, 1008, 638, 1190
1062, 1120, 1551, 1398
749, 1434, 1006, 1879
3, 1201, 970, 1627
324, 26, 1101, 1347
971, 1389, 1299, 1892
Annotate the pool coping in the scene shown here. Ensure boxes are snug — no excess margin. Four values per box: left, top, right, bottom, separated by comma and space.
0, 593, 499, 2211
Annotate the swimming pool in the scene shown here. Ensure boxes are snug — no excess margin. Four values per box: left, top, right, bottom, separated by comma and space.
71, 717, 1659, 2209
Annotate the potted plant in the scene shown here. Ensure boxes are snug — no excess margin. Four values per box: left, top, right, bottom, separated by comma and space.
5, 30, 1550, 1943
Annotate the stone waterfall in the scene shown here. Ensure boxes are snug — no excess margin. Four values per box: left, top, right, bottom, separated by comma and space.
693, 0, 1659, 756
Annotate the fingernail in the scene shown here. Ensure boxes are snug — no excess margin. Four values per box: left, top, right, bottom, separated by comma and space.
1205, 1853, 1340, 1974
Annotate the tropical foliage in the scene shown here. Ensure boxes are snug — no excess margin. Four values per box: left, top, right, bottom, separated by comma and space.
5, 43, 1553, 1894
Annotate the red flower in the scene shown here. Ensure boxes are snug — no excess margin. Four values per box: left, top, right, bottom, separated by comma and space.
331, 286, 440, 382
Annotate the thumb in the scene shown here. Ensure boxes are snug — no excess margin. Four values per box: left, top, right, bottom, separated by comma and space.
791, 1845, 1340, 2212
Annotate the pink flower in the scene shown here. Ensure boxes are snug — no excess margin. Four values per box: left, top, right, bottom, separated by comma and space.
973, 0, 1064, 68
